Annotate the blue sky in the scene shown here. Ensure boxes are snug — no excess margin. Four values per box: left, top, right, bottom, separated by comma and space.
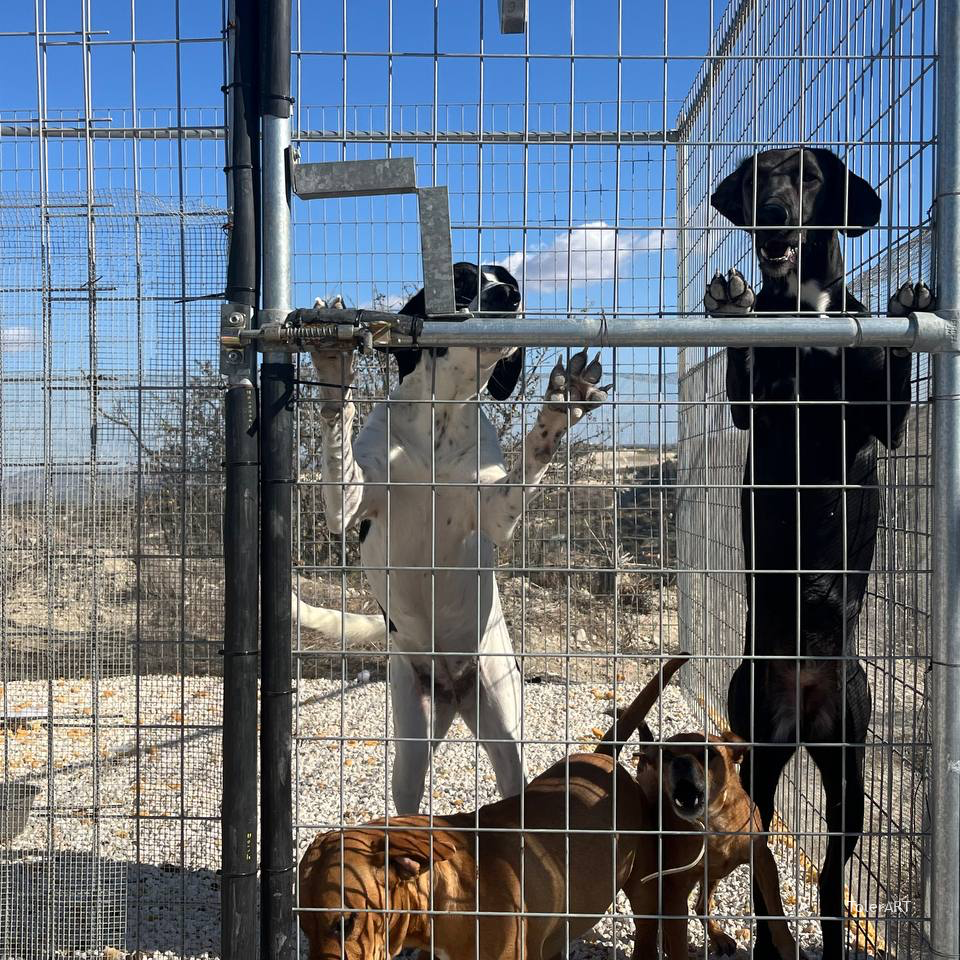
1, 0, 736, 456
0, 0, 937, 458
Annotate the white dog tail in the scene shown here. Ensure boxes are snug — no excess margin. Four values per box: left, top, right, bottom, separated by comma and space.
290, 594, 388, 646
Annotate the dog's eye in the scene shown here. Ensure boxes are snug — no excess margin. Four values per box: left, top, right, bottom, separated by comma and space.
330, 913, 357, 939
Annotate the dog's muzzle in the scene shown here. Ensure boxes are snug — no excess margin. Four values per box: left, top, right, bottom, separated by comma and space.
672, 779, 706, 820
754, 202, 800, 272
757, 239, 798, 267
757, 202, 790, 228
467, 273, 522, 317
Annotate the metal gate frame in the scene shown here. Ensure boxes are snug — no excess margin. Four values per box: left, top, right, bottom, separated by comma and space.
222, 3, 960, 958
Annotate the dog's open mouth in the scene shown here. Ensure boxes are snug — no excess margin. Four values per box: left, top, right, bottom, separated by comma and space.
758, 244, 797, 267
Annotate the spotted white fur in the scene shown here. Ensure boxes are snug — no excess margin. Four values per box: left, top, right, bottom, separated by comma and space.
293, 328, 607, 814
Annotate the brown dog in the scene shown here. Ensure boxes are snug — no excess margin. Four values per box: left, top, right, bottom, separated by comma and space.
298, 656, 802, 960
297, 656, 687, 960
603, 692, 802, 959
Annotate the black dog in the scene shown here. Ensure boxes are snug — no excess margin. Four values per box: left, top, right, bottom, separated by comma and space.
704, 147, 931, 959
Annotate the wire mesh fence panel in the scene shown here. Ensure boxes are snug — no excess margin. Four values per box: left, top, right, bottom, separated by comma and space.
0, 3, 228, 955
288, 2, 946, 960
0, 0, 948, 958
288, 6, 694, 960
675, 0, 935, 955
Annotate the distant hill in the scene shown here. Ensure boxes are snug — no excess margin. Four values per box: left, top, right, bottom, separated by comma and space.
2, 466, 140, 505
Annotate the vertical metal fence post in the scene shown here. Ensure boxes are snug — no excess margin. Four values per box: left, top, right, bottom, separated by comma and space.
260, 0, 295, 957
222, 0, 260, 955
930, 2, 960, 955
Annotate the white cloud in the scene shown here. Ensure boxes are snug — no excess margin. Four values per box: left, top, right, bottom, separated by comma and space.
500, 222, 675, 292
2, 325, 37, 353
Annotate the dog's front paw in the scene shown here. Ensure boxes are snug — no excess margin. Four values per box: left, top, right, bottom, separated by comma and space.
888, 281, 934, 317
709, 929, 739, 957
544, 348, 612, 423
704, 269, 756, 315
308, 295, 354, 385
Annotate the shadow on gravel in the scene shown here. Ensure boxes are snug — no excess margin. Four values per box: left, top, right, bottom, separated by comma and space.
0, 852, 221, 958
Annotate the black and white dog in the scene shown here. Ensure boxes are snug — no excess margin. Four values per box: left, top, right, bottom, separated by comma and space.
294, 262, 610, 814
705, 147, 931, 960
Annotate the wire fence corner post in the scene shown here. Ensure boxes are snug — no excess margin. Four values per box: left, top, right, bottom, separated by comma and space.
260, 0, 295, 956
929, 1, 960, 955
221, 0, 261, 955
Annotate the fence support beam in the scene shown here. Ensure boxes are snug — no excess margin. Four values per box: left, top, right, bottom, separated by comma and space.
930, 0, 960, 954
221, 0, 259, 955
260, 0, 295, 957
226, 310, 956, 354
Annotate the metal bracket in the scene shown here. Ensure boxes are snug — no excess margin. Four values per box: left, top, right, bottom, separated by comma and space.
293, 157, 417, 198
220, 303, 256, 378
291, 157, 456, 316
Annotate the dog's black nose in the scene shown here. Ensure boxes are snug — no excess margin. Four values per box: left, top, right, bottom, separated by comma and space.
672, 780, 705, 817
757, 202, 790, 227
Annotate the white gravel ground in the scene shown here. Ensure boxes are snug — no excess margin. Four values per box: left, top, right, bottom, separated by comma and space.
2, 674, 832, 959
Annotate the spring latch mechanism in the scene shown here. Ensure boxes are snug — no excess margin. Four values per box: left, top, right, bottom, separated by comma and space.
219, 305, 430, 355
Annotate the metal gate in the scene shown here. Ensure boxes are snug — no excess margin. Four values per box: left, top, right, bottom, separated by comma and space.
1, 2, 958, 960
674, 1, 939, 954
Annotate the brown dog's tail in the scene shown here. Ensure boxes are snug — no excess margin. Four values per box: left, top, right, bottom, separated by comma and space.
595, 653, 690, 757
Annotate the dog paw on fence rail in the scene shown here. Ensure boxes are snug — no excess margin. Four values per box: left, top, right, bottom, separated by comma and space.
704, 268, 756, 316
887, 281, 934, 317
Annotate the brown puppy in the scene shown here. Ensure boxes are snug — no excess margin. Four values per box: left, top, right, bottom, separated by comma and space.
297, 656, 688, 960
606, 717, 802, 960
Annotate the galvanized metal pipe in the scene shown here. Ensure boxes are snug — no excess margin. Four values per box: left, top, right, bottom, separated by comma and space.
242, 310, 954, 352
929, 1, 960, 954
259, 0, 295, 955
410, 313, 953, 349
221, 0, 260, 955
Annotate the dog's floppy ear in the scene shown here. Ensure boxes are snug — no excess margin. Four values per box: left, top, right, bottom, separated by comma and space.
371, 827, 459, 884
487, 349, 524, 400
391, 286, 430, 383
719, 729, 748, 765
711, 156, 753, 227
810, 148, 881, 236
452, 261, 482, 308
481, 262, 523, 399
632, 720, 657, 770
390, 348, 421, 383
